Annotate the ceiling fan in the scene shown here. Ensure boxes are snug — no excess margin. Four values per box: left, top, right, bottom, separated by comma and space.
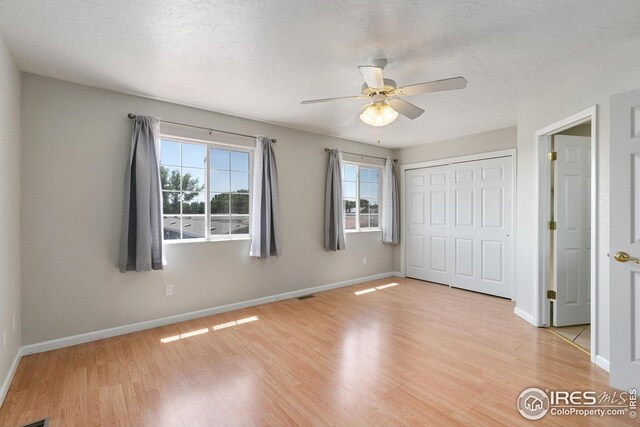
300, 59, 467, 127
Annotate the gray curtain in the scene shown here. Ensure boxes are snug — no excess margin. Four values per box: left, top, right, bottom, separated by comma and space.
119, 116, 164, 272
382, 157, 400, 244
324, 149, 346, 251
250, 136, 281, 257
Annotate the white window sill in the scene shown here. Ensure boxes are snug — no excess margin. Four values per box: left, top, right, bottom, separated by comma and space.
164, 236, 251, 245
345, 228, 382, 234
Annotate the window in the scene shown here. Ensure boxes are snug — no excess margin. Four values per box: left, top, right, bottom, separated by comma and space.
160, 138, 251, 242
342, 163, 381, 231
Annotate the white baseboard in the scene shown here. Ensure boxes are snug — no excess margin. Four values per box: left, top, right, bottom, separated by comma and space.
514, 306, 536, 325
595, 355, 610, 372
22, 271, 397, 356
391, 271, 403, 277
0, 348, 22, 408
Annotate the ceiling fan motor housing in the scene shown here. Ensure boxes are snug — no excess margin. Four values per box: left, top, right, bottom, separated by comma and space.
361, 78, 397, 96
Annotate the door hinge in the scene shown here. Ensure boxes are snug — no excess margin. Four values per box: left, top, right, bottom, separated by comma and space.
547, 290, 557, 300
547, 151, 557, 161
548, 220, 557, 230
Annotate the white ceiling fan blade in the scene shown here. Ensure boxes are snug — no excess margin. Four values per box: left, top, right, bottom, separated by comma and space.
342, 104, 370, 126
301, 95, 367, 104
395, 76, 467, 97
358, 66, 384, 90
388, 99, 425, 120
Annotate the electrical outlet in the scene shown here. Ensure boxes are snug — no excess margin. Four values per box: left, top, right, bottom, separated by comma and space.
377, 256, 383, 263
12, 314, 15, 331
362, 257, 367, 265
165, 284, 173, 297
2, 329, 5, 350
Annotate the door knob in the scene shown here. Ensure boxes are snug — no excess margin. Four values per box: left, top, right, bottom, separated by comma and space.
613, 251, 640, 264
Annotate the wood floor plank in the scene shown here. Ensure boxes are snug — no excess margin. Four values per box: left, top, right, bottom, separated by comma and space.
0, 278, 634, 426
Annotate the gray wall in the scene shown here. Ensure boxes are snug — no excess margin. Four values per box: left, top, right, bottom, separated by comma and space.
393, 127, 517, 270
0, 37, 21, 391
558, 122, 591, 136
396, 127, 517, 165
20, 74, 396, 345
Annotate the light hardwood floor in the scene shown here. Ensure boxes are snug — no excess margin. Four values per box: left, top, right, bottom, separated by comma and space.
0, 277, 632, 426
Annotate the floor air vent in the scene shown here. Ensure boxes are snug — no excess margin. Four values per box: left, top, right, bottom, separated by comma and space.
297, 294, 315, 300
21, 419, 49, 427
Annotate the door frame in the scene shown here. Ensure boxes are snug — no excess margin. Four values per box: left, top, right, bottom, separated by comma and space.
399, 148, 517, 300
533, 106, 598, 365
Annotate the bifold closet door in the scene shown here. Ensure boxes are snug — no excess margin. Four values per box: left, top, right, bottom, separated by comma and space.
449, 157, 513, 298
406, 165, 451, 284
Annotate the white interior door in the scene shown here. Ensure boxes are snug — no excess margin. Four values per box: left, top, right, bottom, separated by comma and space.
406, 166, 451, 284
554, 135, 591, 326
610, 89, 640, 390
449, 157, 513, 298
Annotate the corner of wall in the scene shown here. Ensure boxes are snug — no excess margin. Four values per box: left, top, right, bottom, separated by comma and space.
0, 34, 22, 408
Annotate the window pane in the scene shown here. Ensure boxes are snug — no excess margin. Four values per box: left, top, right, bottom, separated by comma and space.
230, 171, 249, 193
182, 216, 205, 239
231, 194, 249, 214
360, 168, 369, 182
182, 143, 205, 168
210, 193, 230, 214
211, 170, 230, 192
230, 216, 250, 234
360, 214, 370, 229
367, 168, 380, 183
370, 214, 379, 228
345, 214, 356, 230
163, 216, 181, 240
344, 198, 357, 215
162, 192, 181, 214
368, 183, 379, 198
210, 148, 229, 170
210, 216, 230, 235
181, 168, 205, 192
182, 192, 205, 214
230, 151, 249, 172
161, 140, 180, 166
370, 200, 379, 213
342, 181, 356, 198
160, 166, 181, 190
359, 198, 371, 214
343, 164, 357, 181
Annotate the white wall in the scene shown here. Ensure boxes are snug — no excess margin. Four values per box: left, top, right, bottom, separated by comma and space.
514, 39, 640, 362
0, 37, 21, 397
20, 74, 396, 345
393, 127, 517, 270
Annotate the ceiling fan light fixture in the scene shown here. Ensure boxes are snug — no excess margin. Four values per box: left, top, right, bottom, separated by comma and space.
359, 102, 399, 127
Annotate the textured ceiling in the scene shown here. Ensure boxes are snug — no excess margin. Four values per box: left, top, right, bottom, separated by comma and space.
1, 0, 640, 148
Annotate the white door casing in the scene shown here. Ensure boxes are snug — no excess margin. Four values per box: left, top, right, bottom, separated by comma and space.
610, 89, 640, 390
406, 166, 451, 284
554, 136, 591, 326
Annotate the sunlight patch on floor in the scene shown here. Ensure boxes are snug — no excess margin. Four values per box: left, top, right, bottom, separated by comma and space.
354, 283, 399, 295
160, 316, 259, 342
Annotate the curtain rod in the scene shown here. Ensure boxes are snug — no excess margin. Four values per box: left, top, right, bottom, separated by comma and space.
324, 148, 397, 163
127, 113, 276, 143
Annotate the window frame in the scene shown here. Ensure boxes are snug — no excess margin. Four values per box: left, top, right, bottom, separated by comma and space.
341, 160, 383, 233
159, 133, 253, 244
